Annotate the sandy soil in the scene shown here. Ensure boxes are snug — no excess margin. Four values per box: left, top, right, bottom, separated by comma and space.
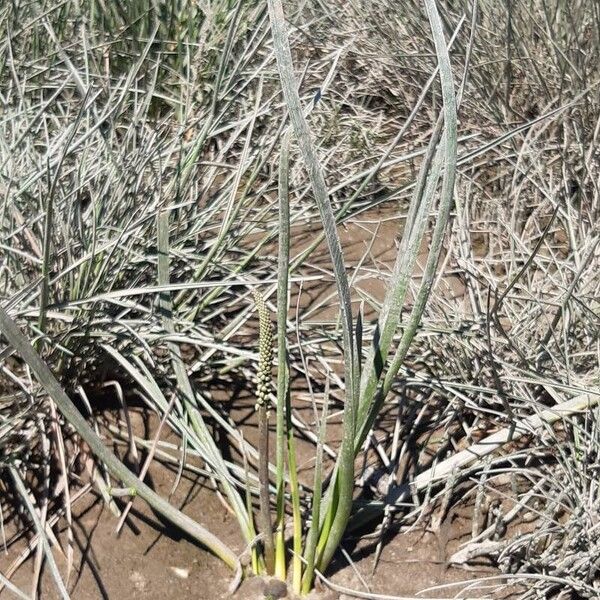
2, 420, 499, 600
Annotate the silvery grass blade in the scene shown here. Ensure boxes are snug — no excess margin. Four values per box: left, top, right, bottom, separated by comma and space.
266, 0, 356, 402
100, 343, 251, 528
38, 92, 89, 339
267, 0, 359, 573
177, 2, 247, 184
275, 128, 291, 580
161, 207, 254, 543
190, 51, 348, 362
289, 14, 466, 272
358, 122, 445, 427
175, 84, 266, 312
374, 390, 600, 512
9, 467, 69, 600
0, 305, 239, 570
318, 0, 458, 575
210, 0, 246, 118
0, 570, 30, 600
357, 0, 459, 443
189, 77, 264, 304
98, 326, 279, 488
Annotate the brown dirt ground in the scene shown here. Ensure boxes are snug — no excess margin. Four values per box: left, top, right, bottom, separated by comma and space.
1, 416, 503, 600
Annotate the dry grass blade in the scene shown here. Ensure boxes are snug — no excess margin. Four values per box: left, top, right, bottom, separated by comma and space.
8, 467, 69, 600
389, 390, 600, 503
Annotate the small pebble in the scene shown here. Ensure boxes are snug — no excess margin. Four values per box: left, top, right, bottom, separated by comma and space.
263, 577, 288, 599
170, 566, 190, 579
129, 571, 147, 592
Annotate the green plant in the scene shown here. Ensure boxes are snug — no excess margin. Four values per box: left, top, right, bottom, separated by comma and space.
265, 0, 458, 591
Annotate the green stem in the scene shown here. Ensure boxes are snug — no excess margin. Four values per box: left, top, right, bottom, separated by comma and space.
258, 403, 275, 574
267, 0, 359, 580
287, 428, 303, 593
301, 381, 329, 593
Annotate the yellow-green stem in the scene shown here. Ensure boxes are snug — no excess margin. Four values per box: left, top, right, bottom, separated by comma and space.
287, 433, 303, 593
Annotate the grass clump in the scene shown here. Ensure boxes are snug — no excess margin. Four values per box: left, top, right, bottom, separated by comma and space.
1, 0, 599, 598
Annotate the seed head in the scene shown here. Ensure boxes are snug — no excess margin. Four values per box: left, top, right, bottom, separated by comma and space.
253, 290, 273, 410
